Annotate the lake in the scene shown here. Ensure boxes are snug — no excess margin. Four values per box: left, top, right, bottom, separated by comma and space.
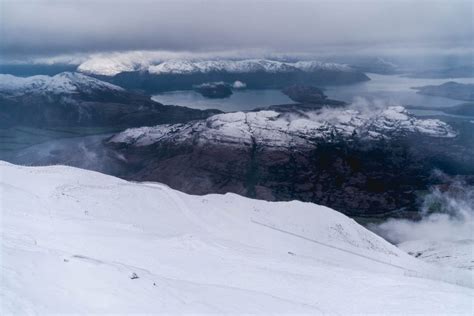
324, 73, 474, 109
152, 89, 296, 112
152, 74, 474, 112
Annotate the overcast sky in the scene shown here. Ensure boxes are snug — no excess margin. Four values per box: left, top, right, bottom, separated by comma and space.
1, 0, 473, 59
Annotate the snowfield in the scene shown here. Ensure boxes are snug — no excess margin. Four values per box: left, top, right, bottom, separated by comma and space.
1, 162, 473, 314
110, 106, 456, 148
399, 239, 474, 271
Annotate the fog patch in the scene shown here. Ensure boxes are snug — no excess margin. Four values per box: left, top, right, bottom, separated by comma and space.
371, 173, 474, 244
232, 81, 247, 89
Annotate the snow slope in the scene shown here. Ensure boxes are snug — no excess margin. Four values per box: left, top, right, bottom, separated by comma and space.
0, 72, 123, 96
0, 162, 472, 314
110, 106, 456, 148
399, 239, 474, 271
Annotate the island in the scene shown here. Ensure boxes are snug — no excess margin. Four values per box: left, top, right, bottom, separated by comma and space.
412, 81, 474, 101
193, 82, 233, 98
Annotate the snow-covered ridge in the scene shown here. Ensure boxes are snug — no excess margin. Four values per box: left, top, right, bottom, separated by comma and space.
78, 58, 354, 76
110, 106, 456, 148
0, 72, 123, 96
148, 59, 354, 75
1, 161, 472, 313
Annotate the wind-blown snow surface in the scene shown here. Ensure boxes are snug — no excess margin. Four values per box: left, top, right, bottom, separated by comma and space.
0, 72, 123, 96
78, 58, 354, 76
1, 162, 472, 314
110, 106, 456, 148
399, 239, 474, 270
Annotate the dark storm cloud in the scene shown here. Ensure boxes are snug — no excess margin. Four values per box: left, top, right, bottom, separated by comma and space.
1, 0, 473, 58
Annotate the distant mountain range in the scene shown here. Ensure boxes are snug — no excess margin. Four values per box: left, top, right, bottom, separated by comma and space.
78, 58, 358, 76
76, 59, 370, 93
0, 59, 372, 94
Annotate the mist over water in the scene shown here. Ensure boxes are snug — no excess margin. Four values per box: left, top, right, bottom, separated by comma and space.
324, 74, 474, 108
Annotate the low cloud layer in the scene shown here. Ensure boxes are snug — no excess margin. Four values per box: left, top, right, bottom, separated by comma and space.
1, 0, 473, 60
372, 174, 474, 244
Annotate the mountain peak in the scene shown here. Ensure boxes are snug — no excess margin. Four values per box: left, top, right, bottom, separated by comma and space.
0, 72, 124, 96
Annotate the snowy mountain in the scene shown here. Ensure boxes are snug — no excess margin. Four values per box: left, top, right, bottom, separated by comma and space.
77, 58, 355, 76
0, 72, 219, 128
105, 105, 473, 217
110, 106, 456, 148
1, 161, 472, 314
0, 72, 124, 96
78, 58, 369, 92
146, 59, 354, 75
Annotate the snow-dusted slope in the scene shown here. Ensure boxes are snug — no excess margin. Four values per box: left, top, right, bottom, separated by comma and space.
0, 72, 123, 96
77, 58, 354, 76
399, 239, 474, 271
110, 106, 456, 148
147, 59, 354, 75
1, 162, 472, 314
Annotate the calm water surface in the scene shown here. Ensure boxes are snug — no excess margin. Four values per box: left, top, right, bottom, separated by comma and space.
324, 73, 474, 108
152, 74, 474, 112
152, 89, 296, 112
